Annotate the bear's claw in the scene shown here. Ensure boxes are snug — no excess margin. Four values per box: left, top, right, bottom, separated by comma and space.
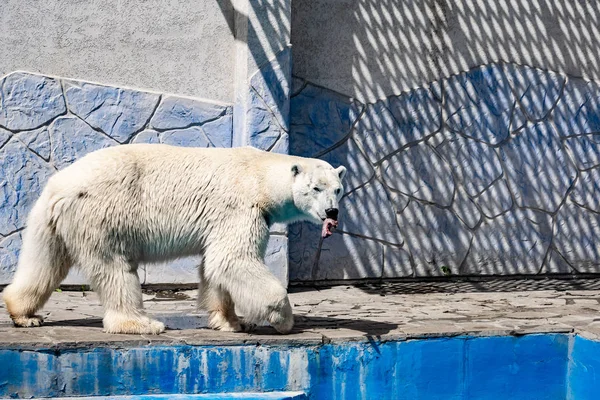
240, 320, 257, 333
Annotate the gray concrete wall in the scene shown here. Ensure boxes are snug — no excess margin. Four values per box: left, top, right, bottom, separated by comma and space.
238, 0, 291, 77
0, 0, 236, 102
292, 0, 600, 103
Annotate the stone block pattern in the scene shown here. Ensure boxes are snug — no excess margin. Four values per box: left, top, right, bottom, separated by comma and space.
243, 47, 292, 153
0, 72, 233, 285
289, 63, 600, 281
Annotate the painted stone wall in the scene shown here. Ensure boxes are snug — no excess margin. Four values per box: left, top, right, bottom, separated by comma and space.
240, 47, 291, 153
0, 334, 575, 399
289, 63, 600, 281
0, 71, 287, 286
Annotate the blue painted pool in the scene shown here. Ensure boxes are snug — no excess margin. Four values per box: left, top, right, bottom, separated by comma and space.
0, 334, 598, 399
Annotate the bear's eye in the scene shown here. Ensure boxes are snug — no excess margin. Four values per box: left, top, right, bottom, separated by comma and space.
313, 187, 322, 193
335, 188, 342, 195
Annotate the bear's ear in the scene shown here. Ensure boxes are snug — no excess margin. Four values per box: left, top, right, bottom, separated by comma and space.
335, 166, 347, 181
291, 164, 302, 177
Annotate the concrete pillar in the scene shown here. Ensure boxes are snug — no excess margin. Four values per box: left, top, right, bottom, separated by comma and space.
232, 0, 292, 286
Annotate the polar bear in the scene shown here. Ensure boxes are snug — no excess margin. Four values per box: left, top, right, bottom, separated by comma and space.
2, 144, 346, 335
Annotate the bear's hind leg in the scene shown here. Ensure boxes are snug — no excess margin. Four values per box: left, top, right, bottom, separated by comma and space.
89, 258, 165, 335
3, 218, 71, 328
198, 268, 242, 332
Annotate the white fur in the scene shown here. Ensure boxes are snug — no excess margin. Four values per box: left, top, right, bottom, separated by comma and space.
3, 144, 346, 335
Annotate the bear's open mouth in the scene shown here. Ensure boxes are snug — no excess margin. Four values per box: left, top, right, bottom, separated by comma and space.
321, 217, 338, 238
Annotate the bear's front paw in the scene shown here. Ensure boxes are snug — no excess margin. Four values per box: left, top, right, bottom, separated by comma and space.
270, 315, 294, 334
239, 319, 257, 333
268, 301, 294, 334
12, 315, 44, 328
103, 313, 166, 335
144, 319, 166, 335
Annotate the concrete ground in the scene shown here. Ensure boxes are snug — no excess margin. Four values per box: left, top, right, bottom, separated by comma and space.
1, 279, 600, 349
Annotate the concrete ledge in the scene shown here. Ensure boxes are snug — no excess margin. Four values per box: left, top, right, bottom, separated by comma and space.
1, 280, 600, 398
1, 279, 600, 349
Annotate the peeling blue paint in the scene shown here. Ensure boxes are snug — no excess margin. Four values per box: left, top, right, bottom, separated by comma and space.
1, 333, 595, 399
52, 393, 307, 400
567, 336, 600, 400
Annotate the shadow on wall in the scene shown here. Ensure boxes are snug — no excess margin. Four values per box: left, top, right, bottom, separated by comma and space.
288, 0, 600, 283
218, 0, 290, 70
218, 0, 292, 152
288, 63, 600, 282
292, 0, 600, 103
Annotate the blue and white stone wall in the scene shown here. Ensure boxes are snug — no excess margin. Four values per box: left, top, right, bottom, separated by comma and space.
289, 63, 600, 281
0, 70, 289, 286
0, 334, 578, 399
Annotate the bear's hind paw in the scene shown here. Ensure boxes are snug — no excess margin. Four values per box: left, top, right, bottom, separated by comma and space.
12, 315, 44, 328
103, 314, 166, 335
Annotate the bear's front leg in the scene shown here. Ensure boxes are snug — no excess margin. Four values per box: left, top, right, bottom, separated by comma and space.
203, 252, 294, 334
198, 267, 243, 332
89, 258, 165, 335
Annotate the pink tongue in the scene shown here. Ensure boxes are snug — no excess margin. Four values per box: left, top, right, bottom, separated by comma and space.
321, 218, 338, 238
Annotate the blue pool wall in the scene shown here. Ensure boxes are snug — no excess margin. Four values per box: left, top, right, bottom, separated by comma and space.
1, 333, 598, 399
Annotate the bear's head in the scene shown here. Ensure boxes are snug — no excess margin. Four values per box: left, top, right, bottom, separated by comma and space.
291, 160, 347, 236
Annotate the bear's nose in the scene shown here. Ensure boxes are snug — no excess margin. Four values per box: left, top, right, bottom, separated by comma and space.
325, 208, 338, 220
